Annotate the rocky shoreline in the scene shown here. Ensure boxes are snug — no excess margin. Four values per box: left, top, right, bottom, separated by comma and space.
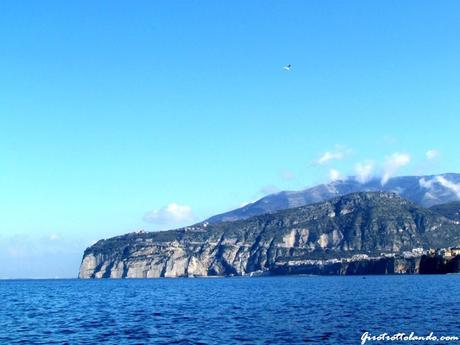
79, 192, 460, 279
79, 252, 460, 278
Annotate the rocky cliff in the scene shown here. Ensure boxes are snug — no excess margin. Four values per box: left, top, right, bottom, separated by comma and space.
79, 192, 460, 278
419, 254, 460, 274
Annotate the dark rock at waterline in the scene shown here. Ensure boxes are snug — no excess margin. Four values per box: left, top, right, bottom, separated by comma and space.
419, 255, 460, 274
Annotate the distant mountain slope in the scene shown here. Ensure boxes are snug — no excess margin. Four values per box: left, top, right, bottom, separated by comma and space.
80, 192, 460, 278
206, 173, 460, 223
430, 201, 460, 222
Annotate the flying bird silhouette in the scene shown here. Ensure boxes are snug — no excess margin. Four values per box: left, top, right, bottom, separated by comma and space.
283, 64, 291, 71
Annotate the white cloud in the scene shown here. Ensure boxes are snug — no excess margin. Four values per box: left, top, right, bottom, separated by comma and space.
317, 152, 342, 165
143, 203, 194, 225
426, 149, 439, 160
419, 175, 460, 198
354, 162, 374, 184
435, 176, 460, 198
315, 145, 351, 165
329, 169, 342, 181
419, 177, 435, 189
381, 152, 411, 185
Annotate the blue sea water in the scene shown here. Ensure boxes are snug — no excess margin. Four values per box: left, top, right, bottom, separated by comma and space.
1, 275, 459, 345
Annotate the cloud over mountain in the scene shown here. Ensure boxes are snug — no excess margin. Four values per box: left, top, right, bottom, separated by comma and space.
354, 162, 374, 184
382, 153, 411, 185
143, 203, 194, 225
315, 145, 351, 165
329, 169, 342, 181
420, 175, 460, 198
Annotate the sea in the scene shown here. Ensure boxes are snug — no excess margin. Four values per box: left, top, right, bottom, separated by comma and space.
1, 275, 459, 345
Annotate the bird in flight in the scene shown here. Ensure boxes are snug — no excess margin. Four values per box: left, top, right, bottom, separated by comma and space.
283, 64, 291, 71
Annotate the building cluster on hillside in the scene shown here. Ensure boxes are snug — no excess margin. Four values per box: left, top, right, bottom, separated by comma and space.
184, 226, 207, 232
377, 247, 460, 259
427, 247, 460, 258
378, 248, 425, 259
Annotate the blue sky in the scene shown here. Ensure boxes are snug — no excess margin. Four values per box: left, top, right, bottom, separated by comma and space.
1, 1, 460, 278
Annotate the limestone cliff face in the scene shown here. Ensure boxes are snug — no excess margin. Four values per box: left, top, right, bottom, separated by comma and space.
79, 192, 460, 278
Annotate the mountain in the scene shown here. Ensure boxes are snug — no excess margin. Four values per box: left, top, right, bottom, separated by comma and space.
79, 192, 460, 278
430, 201, 460, 222
206, 173, 460, 223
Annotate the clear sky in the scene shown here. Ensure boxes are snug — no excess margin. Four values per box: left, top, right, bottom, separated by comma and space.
1, 1, 460, 278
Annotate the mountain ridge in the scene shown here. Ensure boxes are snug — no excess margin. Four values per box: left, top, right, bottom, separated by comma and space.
205, 173, 460, 223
